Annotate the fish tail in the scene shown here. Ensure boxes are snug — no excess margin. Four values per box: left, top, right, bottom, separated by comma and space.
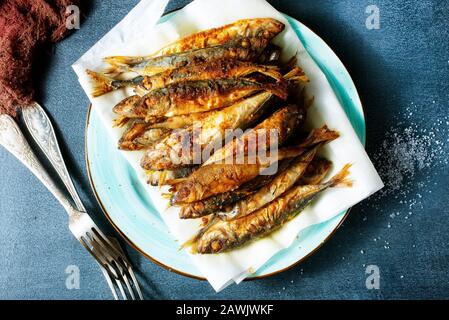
86, 69, 118, 97
103, 56, 142, 75
327, 163, 353, 188
284, 66, 309, 84
283, 66, 304, 80
303, 125, 340, 147
103, 64, 126, 76
257, 65, 283, 81
266, 81, 288, 100
104, 55, 144, 67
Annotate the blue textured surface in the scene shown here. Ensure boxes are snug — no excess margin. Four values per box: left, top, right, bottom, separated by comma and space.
0, 0, 448, 299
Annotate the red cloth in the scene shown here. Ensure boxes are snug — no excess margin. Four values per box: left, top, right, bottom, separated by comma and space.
0, 0, 79, 116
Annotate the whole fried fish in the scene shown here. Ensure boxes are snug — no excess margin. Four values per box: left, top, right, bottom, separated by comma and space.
140, 90, 276, 170
224, 145, 320, 220
148, 18, 285, 58
170, 126, 339, 204
113, 78, 287, 119
195, 164, 352, 254
179, 157, 332, 219
86, 60, 282, 97
203, 104, 305, 165
178, 160, 292, 219
105, 37, 277, 76
179, 158, 332, 251
169, 138, 335, 205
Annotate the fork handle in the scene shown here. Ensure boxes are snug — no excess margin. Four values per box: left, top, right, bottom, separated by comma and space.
22, 103, 86, 212
0, 114, 77, 215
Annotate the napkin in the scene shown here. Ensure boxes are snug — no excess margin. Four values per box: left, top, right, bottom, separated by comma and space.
73, 0, 384, 292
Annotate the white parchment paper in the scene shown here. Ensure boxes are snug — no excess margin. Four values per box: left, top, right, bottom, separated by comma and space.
73, 0, 384, 291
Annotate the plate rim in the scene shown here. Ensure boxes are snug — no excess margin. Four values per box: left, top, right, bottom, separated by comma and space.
84, 13, 366, 281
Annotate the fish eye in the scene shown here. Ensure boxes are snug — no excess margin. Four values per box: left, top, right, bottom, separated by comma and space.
241, 39, 250, 48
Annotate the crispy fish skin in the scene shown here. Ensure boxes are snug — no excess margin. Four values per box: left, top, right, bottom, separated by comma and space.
128, 78, 286, 119
171, 145, 318, 205
226, 145, 319, 219
112, 95, 144, 119
179, 158, 331, 219
203, 104, 305, 165
195, 164, 352, 254
179, 158, 332, 250
105, 37, 275, 76
86, 60, 282, 97
104, 18, 285, 73
170, 126, 339, 204
136, 60, 283, 93
150, 18, 285, 57
178, 160, 292, 219
148, 110, 218, 130
140, 91, 274, 170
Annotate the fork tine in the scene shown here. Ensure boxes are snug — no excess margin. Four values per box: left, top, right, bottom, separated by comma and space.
121, 271, 136, 300
108, 237, 144, 300
114, 276, 128, 300
127, 263, 144, 300
100, 265, 120, 300
88, 231, 143, 300
82, 235, 121, 279
91, 228, 129, 271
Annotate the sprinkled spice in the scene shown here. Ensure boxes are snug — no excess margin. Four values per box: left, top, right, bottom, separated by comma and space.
0, 0, 79, 116
356, 101, 449, 216
357, 100, 449, 253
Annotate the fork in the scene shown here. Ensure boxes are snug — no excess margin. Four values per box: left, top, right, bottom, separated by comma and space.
0, 105, 143, 300
21, 103, 144, 300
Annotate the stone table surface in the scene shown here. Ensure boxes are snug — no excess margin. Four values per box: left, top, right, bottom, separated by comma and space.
0, 0, 448, 299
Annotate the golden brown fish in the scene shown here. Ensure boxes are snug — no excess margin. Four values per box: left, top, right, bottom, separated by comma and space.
195, 164, 352, 254
224, 145, 319, 219
178, 160, 292, 219
170, 126, 339, 204
113, 78, 287, 119
86, 60, 282, 97
203, 104, 305, 165
140, 90, 276, 170
105, 36, 278, 76
149, 18, 285, 57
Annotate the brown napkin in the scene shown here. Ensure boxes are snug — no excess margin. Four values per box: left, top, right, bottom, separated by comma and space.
0, 0, 80, 116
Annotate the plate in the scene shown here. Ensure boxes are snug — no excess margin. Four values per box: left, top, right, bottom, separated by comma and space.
85, 13, 365, 280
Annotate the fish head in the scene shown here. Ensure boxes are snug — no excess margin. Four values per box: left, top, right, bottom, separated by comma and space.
113, 95, 146, 118
254, 18, 285, 40
196, 223, 236, 254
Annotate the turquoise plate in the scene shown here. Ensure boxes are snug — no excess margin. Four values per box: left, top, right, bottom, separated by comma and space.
85, 14, 365, 280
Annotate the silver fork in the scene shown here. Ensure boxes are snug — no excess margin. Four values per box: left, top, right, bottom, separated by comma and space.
21, 103, 143, 300
0, 105, 143, 300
